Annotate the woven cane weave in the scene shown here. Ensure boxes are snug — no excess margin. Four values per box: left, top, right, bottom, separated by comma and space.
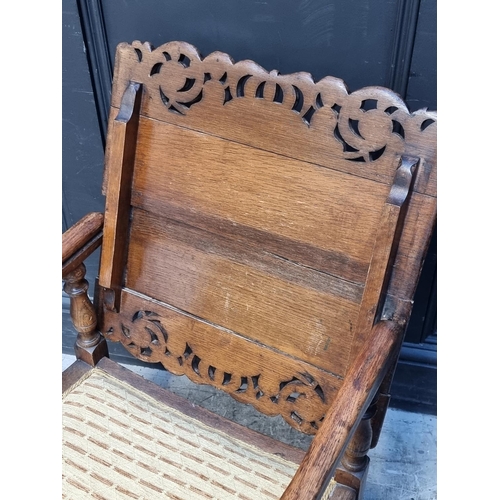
62, 369, 336, 499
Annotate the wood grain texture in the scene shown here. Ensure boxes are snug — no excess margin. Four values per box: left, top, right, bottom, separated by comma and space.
349, 157, 418, 361
385, 191, 436, 300
131, 117, 390, 284
63, 263, 109, 366
96, 39, 437, 447
62, 360, 93, 394
107, 41, 436, 197
64, 264, 99, 342
99, 82, 142, 307
100, 289, 343, 435
62, 232, 103, 277
281, 320, 401, 499
341, 397, 378, 473
64, 38, 439, 500
62, 212, 103, 263
125, 208, 360, 376
62, 213, 108, 365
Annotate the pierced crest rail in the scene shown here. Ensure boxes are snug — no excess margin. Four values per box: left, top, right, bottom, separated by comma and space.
111, 40, 436, 166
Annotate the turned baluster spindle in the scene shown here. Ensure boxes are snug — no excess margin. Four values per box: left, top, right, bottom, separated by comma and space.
63, 263, 101, 350
341, 395, 379, 473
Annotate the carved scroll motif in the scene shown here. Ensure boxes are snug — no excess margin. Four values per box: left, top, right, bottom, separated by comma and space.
103, 309, 329, 434
112, 40, 436, 164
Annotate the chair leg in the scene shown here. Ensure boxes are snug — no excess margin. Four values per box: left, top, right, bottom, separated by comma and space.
63, 263, 108, 366
333, 396, 378, 499
369, 356, 397, 449
370, 392, 390, 449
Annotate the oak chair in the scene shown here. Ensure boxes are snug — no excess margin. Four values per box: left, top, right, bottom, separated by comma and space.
62, 40, 436, 499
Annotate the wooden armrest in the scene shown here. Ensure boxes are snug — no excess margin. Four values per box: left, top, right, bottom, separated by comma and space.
62, 212, 104, 276
281, 320, 402, 500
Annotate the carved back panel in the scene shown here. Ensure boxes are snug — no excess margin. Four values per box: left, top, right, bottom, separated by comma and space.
97, 41, 437, 434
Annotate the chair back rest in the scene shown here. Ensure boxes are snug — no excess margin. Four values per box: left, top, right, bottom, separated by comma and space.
97, 41, 437, 434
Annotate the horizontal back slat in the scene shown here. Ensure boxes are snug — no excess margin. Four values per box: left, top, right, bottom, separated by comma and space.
126, 208, 362, 377
131, 117, 391, 284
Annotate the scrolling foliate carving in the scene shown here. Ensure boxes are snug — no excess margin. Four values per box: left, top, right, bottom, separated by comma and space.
103, 309, 329, 434
112, 40, 436, 164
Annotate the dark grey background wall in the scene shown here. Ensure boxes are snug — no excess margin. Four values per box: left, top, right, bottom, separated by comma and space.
62, 0, 436, 412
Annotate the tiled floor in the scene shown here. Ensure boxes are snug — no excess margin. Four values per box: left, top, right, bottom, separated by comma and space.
62, 353, 437, 499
